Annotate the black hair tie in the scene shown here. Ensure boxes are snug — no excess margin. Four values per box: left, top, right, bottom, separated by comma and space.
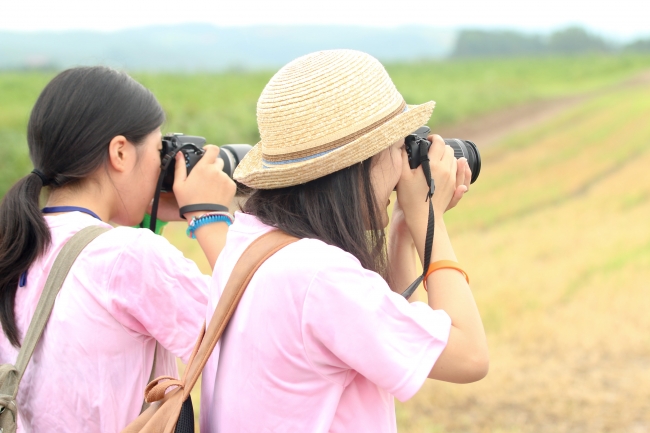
31, 169, 52, 186
179, 203, 230, 219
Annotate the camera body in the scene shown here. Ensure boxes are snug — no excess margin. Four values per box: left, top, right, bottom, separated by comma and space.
405, 126, 481, 184
160, 133, 252, 192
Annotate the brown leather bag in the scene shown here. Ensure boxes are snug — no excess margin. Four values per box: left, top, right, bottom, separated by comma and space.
121, 230, 298, 433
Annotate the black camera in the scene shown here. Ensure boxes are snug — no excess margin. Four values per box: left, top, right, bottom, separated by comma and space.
405, 126, 481, 184
160, 133, 252, 192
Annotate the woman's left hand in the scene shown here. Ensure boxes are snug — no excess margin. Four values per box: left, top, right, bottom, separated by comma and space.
147, 192, 184, 222
445, 158, 471, 212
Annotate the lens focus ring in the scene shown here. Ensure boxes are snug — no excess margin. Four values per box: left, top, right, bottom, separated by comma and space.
443, 138, 481, 184
444, 138, 468, 160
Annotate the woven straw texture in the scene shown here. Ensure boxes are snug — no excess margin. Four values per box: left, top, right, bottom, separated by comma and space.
234, 49, 436, 189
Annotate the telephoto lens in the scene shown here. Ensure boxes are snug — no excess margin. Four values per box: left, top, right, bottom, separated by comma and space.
220, 144, 253, 180
160, 133, 252, 192
407, 126, 481, 184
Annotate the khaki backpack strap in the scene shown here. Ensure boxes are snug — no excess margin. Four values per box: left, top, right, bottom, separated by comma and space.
12, 225, 110, 395
181, 230, 298, 397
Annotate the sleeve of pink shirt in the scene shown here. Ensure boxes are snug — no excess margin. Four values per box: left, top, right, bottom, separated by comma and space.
102, 227, 210, 363
302, 248, 452, 402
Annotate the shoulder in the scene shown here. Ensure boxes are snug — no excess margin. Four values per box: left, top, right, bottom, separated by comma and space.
94, 226, 180, 257
276, 238, 390, 304
42, 220, 183, 272
81, 225, 190, 281
272, 237, 366, 277
225, 213, 366, 278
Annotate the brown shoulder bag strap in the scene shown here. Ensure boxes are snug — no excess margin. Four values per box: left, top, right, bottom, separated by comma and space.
182, 230, 298, 396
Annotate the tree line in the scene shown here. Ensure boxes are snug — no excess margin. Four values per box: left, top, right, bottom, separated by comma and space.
452, 27, 650, 57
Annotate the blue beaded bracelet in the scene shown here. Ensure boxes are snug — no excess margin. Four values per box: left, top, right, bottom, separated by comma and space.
186, 212, 233, 239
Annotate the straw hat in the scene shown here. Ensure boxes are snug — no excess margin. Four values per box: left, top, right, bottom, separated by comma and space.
233, 49, 436, 189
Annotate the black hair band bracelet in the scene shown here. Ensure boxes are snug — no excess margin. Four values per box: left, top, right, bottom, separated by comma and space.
179, 203, 230, 219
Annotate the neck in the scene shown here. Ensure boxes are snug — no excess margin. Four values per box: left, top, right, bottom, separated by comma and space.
45, 182, 115, 222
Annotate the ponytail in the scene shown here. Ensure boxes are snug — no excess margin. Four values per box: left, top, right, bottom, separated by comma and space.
0, 173, 51, 347
0, 66, 164, 347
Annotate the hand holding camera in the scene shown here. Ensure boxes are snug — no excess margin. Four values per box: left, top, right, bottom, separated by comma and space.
162, 144, 239, 270
396, 126, 481, 298
447, 158, 472, 212
398, 126, 480, 219
172, 145, 237, 217
396, 134, 457, 237
159, 133, 251, 192
424, 135, 476, 216
147, 133, 253, 229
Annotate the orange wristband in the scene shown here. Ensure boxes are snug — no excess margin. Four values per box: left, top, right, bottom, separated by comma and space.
423, 260, 470, 291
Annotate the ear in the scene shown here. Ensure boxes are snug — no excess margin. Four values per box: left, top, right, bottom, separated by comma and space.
107, 135, 136, 173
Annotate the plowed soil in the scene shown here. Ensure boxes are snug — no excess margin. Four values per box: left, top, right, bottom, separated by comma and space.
436, 70, 650, 148
397, 69, 650, 433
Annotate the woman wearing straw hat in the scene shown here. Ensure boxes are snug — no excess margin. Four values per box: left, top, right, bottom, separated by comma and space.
200, 50, 489, 432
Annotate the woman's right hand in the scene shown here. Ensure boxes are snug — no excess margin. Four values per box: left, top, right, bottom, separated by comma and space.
172, 145, 237, 270
426, 134, 460, 215
172, 145, 237, 210
396, 134, 458, 232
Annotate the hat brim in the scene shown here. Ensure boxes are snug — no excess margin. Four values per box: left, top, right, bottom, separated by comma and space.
234, 101, 436, 189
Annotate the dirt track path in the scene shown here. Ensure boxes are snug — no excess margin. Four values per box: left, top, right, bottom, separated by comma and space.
435, 69, 650, 148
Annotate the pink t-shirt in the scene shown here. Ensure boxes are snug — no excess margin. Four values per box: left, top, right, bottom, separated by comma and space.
200, 212, 451, 433
0, 212, 210, 433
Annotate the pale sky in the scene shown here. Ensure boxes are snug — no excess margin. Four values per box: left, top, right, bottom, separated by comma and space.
2, 0, 649, 41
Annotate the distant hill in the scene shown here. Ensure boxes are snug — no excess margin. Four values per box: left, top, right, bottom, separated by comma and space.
452, 27, 650, 58
2, 25, 648, 72
0, 24, 456, 71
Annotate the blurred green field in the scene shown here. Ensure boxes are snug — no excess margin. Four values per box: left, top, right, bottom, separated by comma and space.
2, 55, 650, 432
2, 54, 650, 197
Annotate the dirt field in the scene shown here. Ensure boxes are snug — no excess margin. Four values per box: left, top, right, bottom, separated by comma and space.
394, 81, 650, 432
164, 72, 650, 432
435, 69, 650, 147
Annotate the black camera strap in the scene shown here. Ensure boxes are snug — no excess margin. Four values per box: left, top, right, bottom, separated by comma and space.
149, 146, 188, 232
401, 143, 435, 299
149, 144, 205, 232
149, 153, 174, 232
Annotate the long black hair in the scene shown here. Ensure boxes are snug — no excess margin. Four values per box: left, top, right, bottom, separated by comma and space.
243, 157, 389, 281
0, 66, 165, 347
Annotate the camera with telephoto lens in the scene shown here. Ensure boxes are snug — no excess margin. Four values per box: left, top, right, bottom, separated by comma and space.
405, 126, 481, 184
160, 133, 252, 192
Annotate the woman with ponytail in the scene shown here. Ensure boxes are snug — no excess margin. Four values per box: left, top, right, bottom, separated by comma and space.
0, 67, 235, 432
